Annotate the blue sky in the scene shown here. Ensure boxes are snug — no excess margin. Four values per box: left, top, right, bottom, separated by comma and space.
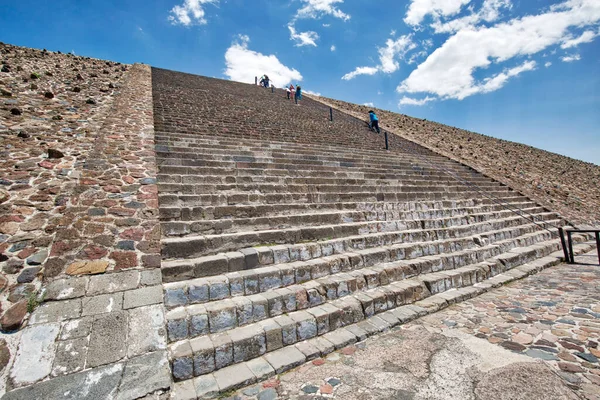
2, 0, 599, 164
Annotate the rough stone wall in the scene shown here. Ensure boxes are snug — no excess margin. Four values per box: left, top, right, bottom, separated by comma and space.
0, 43, 128, 327
0, 44, 167, 399
315, 96, 600, 226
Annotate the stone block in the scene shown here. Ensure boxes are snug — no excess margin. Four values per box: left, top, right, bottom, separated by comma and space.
44, 277, 87, 301
246, 357, 275, 380
190, 336, 215, 375
229, 323, 266, 363
278, 264, 296, 286
167, 308, 189, 342
262, 291, 284, 317
248, 294, 268, 322
193, 254, 229, 277
128, 305, 166, 357
307, 306, 331, 335
273, 315, 297, 345
231, 296, 254, 327
295, 340, 320, 360
171, 380, 197, 400
206, 300, 238, 333
257, 267, 282, 292
258, 319, 283, 352
255, 247, 274, 265
225, 272, 244, 297
59, 316, 93, 340
264, 346, 306, 374
82, 293, 123, 316
164, 284, 188, 308
211, 332, 233, 370
10, 323, 60, 385
188, 279, 209, 304
225, 251, 245, 272
309, 336, 335, 355
87, 311, 128, 368
239, 270, 259, 295
323, 328, 357, 350
213, 363, 256, 392
29, 299, 82, 324
123, 285, 163, 309
116, 351, 171, 400
240, 248, 259, 269
87, 271, 140, 296
188, 305, 209, 337
289, 310, 317, 341
140, 269, 162, 286
170, 341, 194, 381
194, 374, 219, 399
277, 287, 297, 313
207, 276, 230, 301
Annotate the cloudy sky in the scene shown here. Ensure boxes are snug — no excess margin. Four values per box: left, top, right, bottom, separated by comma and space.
2, 0, 599, 164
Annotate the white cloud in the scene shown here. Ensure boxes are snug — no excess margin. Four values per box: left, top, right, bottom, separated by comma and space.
363, 102, 375, 107
342, 66, 379, 80
304, 89, 322, 96
342, 35, 416, 79
561, 30, 598, 48
224, 35, 303, 87
169, 0, 218, 26
399, 96, 436, 106
330, 45, 336, 51
288, 24, 319, 47
431, 0, 512, 33
545, 61, 552, 67
323, 23, 331, 27
296, 0, 350, 21
562, 53, 581, 62
390, 29, 397, 36
405, 0, 472, 26
399, 0, 600, 100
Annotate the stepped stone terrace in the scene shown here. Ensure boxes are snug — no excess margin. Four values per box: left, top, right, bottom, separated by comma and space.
0, 44, 598, 400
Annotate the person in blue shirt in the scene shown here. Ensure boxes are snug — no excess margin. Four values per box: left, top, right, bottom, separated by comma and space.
368, 110, 380, 133
295, 85, 302, 104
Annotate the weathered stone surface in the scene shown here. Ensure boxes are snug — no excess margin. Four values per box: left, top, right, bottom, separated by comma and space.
213, 362, 256, 392
1, 299, 28, 331
3, 363, 124, 400
194, 374, 219, 399
82, 292, 123, 316
29, 299, 82, 324
264, 346, 306, 374
66, 260, 109, 276
87, 271, 140, 295
10, 323, 60, 385
87, 311, 128, 367
59, 317, 93, 340
51, 336, 88, 377
45, 277, 87, 300
116, 351, 171, 400
122, 285, 162, 309
127, 304, 166, 357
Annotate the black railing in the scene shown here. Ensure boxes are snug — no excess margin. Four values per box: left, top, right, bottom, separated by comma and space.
559, 228, 600, 264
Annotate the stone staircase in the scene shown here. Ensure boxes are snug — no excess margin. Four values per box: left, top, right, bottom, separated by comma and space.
151, 68, 573, 396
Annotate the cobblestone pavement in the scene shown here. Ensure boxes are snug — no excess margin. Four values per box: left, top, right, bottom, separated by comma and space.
230, 251, 600, 400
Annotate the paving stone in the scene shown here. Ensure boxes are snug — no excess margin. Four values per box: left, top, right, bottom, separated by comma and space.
123, 285, 163, 309
2, 362, 124, 400
247, 356, 276, 380
190, 336, 215, 375
87, 311, 128, 367
51, 336, 88, 377
525, 349, 558, 361
87, 271, 140, 296
230, 323, 266, 363
212, 332, 234, 369
171, 380, 197, 400
264, 346, 306, 374
116, 351, 170, 400
127, 304, 167, 357
140, 269, 162, 286
1, 299, 28, 331
257, 388, 278, 400
213, 363, 256, 392
65, 260, 109, 276
10, 323, 60, 385
82, 292, 124, 316
164, 285, 188, 308
194, 374, 219, 399
29, 299, 82, 324
295, 340, 321, 360
59, 316, 93, 340
44, 277, 87, 300
323, 328, 357, 349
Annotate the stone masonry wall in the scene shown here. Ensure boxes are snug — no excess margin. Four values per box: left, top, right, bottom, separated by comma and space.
315, 96, 600, 226
0, 44, 168, 399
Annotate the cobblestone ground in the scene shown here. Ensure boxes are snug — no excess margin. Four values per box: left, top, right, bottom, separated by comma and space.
231, 251, 600, 400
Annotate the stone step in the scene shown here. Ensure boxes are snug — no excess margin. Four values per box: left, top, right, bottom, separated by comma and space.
164, 229, 558, 344
159, 198, 542, 222
156, 149, 469, 172
157, 164, 485, 181
170, 238, 597, 398
165, 237, 564, 383
156, 173, 495, 187
153, 133, 439, 161
157, 182, 507, 197
157, 189, 520, 207
160, 206, 549, 238
161, 215, 561, 284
